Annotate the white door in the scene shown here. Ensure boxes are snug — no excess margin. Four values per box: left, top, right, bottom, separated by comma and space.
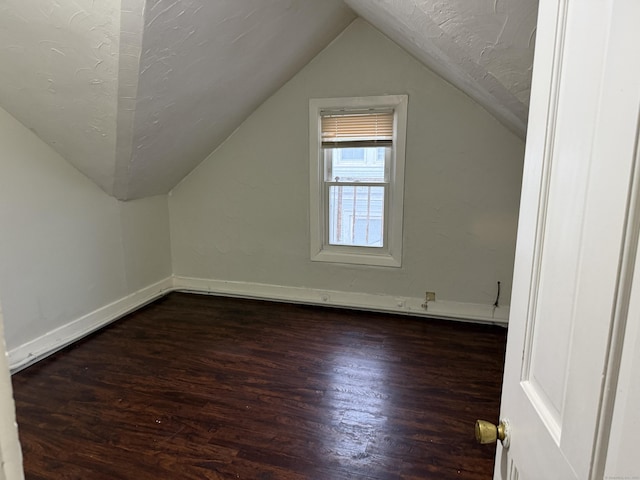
493, 0, 640, 479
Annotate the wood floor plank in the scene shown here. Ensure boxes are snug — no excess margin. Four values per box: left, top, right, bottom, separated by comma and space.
12, 293, 506, 479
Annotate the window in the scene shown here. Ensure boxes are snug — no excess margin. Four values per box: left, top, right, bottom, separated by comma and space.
309, 95, 407, 267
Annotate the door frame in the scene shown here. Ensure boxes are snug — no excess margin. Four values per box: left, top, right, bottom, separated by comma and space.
0, 302, 25, 480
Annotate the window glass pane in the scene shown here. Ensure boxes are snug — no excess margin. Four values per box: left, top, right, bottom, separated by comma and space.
324, 147, 387, 182
328, 185, 385, 247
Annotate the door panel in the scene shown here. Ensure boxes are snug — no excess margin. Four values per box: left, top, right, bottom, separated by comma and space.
495, 0, 640, 479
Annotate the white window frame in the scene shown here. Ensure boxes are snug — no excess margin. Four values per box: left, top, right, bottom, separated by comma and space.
309, 95, 407, 267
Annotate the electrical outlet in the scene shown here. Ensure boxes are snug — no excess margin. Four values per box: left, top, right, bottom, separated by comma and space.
425, 291, 436, 302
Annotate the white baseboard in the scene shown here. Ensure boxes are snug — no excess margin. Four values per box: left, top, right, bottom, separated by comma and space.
9, 275, 508, 372
8, 277, 173, 373
173, 276, 510, 326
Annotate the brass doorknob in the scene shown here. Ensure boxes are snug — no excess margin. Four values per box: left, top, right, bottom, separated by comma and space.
475, 419, 510, 448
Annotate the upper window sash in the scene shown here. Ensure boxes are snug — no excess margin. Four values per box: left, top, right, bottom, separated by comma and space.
323, 147, 390, 183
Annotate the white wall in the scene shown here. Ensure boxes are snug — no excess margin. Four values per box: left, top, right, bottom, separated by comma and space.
169, 19, 525, 321
0, 18, 524, 368
0, 106, 172, 369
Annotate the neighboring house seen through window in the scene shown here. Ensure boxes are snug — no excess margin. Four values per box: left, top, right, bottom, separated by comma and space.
309, 95, 407, 267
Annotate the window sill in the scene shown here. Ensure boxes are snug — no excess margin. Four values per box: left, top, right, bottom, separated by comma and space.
311, 248, 402, 267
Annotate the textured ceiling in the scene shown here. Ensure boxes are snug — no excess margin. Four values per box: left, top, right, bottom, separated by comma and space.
0, 0, 355, 200
344, 0, 537, 138
0, 0, 536, 200
0, 0, 121, 191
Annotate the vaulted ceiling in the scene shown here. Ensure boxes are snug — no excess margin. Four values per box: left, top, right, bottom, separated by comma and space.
0, 0, 537, 200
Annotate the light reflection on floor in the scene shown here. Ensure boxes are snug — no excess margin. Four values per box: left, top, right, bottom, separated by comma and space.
324, 349, 392, 467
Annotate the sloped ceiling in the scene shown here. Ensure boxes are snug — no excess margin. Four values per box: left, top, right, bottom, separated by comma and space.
0, 0, 536, 201
345, 0, 537, 138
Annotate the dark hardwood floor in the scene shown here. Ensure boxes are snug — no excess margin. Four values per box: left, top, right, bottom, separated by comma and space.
12, 292, 507, 480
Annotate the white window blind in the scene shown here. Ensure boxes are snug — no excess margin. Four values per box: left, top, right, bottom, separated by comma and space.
321, 111, 393, 148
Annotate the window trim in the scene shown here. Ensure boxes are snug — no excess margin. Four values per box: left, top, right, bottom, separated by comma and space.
309, 95, 408, 267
